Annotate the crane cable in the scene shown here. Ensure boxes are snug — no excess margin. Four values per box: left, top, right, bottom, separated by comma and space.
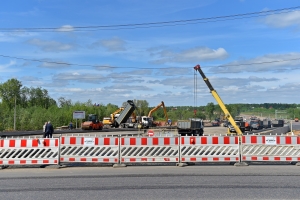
194, 69, 197, 116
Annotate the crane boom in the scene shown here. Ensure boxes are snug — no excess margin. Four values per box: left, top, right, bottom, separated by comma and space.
194, 64, 242, 135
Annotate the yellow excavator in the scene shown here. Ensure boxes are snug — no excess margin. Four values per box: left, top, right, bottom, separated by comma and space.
194, 64, 242, 135
103, 107, 124, 128
148, 101, 170, 126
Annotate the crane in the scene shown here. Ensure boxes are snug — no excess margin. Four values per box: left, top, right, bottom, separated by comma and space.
194, 64, 242, 135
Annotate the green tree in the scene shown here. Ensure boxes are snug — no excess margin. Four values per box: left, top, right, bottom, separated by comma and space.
205, 102, 215, 120
0, 78, 22, 109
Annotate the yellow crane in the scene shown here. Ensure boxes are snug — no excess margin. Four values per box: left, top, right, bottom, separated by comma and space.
194, 64, 242, 135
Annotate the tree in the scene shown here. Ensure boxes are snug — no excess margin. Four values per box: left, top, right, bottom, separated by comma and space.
0, 78, 22, 109
58, 97, 72, 108
205, 102, 215, 120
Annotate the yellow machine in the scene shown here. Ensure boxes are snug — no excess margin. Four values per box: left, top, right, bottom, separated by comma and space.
103, 107, 124, 128
194, 64, 242, 135
148, 101, 169, 126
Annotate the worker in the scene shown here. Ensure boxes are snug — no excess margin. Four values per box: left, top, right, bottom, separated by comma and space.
43, 122, 48, 138
45, 121, 54, 138
69, 121, 73, 130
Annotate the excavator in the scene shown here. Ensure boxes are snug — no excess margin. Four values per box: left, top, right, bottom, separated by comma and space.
148, 101, 169, 127
194, 65, 243, 135
103, 107, 124, 128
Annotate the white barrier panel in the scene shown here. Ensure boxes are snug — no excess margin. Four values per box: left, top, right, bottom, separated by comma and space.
242, 135, 300, 162
0, 138, 59, 165
180, 136, 240, 162
60, 136, 119, 163
120, 137, 179, 163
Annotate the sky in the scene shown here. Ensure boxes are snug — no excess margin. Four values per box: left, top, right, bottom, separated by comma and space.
1, 0, 300, 107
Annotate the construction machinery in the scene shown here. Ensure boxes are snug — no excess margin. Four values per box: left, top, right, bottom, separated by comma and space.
81, 114, 103, 130
103, 107, 124, 128
262, 118, 272, 129
194, 64, 243, 135
115, 100, 137, 128
272, 119, 284, 127
148, 101, 169, 127
177, 118, 204, 136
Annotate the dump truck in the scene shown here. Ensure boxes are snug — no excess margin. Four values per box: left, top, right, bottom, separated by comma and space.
81, 114, 103, 130
272, 119, 284, 127
103, 107, 124, 128
262, 119, 272, 129
177, 118, 204, 136
115, 100, 137, 128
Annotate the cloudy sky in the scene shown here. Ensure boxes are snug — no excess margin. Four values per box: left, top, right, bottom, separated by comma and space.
1, 0, 300, 107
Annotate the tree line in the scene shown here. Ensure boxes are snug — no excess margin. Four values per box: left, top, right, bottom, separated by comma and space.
0, 78, 299, 131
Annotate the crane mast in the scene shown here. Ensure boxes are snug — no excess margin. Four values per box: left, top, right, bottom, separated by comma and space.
194, 64, 242, 135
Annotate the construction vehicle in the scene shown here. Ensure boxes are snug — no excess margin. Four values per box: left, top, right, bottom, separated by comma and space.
250, 119, 263, 130
81, 114, 103, 130
272, 119, 284, 127
103, 107, 124, 128
115, 100, 137, 128
262, 119, 272, 129
177, 118, 204, 136
147, 101, 169, 127
194, 64, 243, 135
228, 116, 248, 133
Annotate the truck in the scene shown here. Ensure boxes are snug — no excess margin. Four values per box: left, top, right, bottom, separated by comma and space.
177, 118, 204, 136
272, 119, 284, 127
81, 114, 103, 130
228, 116, 247, 133
103, 107, 124, 128
262, 119, 272, 129
194, 65, 243, 135
115, 100, 137, 128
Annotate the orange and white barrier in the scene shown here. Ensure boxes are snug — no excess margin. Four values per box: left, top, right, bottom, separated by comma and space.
241, 135, 300, 162
180, 136, 240, 162
0, 138, 59, 165
60, 136, 119, 163
120, 137, 179, 162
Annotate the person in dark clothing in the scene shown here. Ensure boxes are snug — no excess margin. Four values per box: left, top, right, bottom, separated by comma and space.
45, 121, 54, 138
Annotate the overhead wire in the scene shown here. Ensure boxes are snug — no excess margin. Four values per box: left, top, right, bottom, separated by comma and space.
1, 54, 300, 72
0, 6, 299, 32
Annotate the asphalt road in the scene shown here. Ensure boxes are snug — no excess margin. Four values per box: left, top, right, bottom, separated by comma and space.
1, 164, 300, 200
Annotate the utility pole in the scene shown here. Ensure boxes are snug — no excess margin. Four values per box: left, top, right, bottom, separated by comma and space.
14, 94, 16, 130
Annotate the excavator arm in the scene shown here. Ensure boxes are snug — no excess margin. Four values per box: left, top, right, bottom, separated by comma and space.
194, 64, 242, 135
148, 101, 169, 124
110, 107, 124, 121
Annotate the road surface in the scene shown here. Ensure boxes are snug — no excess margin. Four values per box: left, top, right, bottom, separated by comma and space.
1, 164, 300, 199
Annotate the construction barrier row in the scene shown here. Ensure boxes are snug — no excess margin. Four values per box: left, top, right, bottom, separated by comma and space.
0, 135, 300, 167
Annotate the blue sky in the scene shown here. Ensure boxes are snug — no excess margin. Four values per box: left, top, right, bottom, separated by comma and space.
1, 0, 300, 107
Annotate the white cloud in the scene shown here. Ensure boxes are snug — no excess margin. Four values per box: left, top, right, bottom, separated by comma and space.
210, 53, 300, 73
263, 10, 300, 28
0, 60, 17, 72
27, 38, 76, 52
92, 37, 126, 51
56, 25, 75, 32
151, 47, 228, 64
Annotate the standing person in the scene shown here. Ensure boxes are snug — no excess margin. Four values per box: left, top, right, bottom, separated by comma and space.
69, 121, 73, 130
45, 121, 54, 138
43, 122, 48, 138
